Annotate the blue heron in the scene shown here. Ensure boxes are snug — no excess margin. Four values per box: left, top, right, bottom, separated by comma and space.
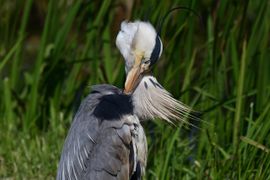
57, 20, 191, 180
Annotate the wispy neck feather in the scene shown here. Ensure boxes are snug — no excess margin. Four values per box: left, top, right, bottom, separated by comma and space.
132, 76, 192, 124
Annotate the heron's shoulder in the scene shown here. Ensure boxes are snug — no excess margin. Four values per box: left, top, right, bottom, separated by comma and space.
92, 85, 133, 120
90, 84, 122, 95
81, 84, 134, 121
78, 84, 122, 111
93, 93, 133, 120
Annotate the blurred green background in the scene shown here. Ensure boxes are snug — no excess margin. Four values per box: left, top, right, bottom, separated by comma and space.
0, 0, 269, 179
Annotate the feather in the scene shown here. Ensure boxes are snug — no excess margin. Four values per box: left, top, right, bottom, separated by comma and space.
116, 21, 160, 73
57, 85, 147, 180
132, 76, 193, 125
116, 21, 138, 73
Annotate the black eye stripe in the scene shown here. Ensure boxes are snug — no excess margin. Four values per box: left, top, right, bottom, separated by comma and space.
150, 36, 162, 66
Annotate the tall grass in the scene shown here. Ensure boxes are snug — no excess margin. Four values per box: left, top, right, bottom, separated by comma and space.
0, 0, 269, 179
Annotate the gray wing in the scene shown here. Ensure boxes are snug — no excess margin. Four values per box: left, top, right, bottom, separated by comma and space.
57, 85, 147, 180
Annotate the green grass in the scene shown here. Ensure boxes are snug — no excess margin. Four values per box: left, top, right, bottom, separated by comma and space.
0, 0, 270, 179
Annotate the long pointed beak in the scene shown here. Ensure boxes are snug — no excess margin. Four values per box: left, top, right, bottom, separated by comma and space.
124, 66, 141, 94
124, 55, 143, 94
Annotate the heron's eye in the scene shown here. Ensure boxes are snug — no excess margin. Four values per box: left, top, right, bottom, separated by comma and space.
142, 59, 150, 65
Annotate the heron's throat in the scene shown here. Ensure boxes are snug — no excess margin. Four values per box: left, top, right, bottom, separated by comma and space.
132, 76, 191, 123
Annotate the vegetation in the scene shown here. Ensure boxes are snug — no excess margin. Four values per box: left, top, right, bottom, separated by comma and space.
0, 0, 269, 179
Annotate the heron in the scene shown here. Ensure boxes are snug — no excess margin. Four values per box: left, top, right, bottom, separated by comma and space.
57, 20, 191, 180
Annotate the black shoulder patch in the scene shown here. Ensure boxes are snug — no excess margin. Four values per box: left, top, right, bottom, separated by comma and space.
93, 94, 133, 120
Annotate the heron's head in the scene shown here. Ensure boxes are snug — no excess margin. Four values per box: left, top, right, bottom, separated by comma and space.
116, 21, 162, 94
116, 20, 192, 123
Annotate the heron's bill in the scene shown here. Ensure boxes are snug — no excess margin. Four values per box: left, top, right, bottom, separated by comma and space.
124, 54, 144, 94
124, 66, 142, 94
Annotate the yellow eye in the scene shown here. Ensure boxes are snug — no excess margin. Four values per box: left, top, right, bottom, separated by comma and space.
142, 59, 150, 65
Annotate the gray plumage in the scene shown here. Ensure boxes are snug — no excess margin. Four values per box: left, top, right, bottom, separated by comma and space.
57, 85, 147, 180
57, 20, 193, 180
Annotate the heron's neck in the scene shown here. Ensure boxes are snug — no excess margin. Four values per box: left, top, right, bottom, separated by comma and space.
132, 76, 189, 123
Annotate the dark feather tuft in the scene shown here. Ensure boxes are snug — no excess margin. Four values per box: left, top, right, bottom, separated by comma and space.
93, 94, 133, 120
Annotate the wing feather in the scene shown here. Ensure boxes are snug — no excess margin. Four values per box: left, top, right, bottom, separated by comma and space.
57, 85, 145, 180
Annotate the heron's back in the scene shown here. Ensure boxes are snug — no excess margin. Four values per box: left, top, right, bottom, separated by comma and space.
57, 85, 147, 180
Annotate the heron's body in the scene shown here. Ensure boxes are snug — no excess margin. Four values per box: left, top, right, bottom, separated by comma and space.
57, 85, 147, 180
57, 20, 191, 180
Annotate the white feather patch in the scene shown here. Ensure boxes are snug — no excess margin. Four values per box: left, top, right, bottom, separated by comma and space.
116, 21, 138, 72
116, 21, 158, 73
132, 76, 192, 124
